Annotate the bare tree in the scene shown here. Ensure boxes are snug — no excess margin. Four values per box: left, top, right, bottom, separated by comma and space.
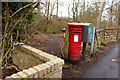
96, 2, 106, 29
44, 0, 50, 32
68, 3, 70, 19
72, 0, 75, 22
75, 1, 79, 22
50, 1, 55, 20
113, 1, 119, 27
60, 11, 62, 18
79, 0, 85, 22
46, 0, 50, 21
118, 1, 120, 26
56, 0, 59, 17
108, 0, 114, 27
94, 2, 100, 26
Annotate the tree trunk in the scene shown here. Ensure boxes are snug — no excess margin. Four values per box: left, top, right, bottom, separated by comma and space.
118, 2, 120, 39
46, 0, 50, 21
56, 0, 58, 17
68, 3, 70, 19
72, 0, 75, 22
118, 2, 120, 26
44, 0, 50, 32
50, 2, 55, 20
75, 2, 79, 22
109, 1, 114, 27
96, 2, 105, 29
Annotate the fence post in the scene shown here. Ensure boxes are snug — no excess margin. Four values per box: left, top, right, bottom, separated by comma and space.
103, 29, 106, 42
95, 30, 98, 48
116, 28, 119, 40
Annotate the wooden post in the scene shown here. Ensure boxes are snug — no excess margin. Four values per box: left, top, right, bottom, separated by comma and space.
82, 42, 87, 59
63, 27, 69, 60
95, 30, 99, 47
103, 29, 106, 42
118, 2, 120, 39
90, 27, 95, 54
117, 28, 119, 40
116, 29, 118, 40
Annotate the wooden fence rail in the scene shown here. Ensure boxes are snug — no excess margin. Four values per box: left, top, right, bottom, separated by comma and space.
94, 28, 118, 50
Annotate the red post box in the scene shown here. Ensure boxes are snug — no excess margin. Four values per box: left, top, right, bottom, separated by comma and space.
68, 23, 84, 61
61, 28, 66, 40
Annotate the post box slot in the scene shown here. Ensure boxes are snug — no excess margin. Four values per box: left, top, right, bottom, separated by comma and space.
73, 32, 80, 33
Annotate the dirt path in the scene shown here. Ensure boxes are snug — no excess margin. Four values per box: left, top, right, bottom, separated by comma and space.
42, 34, 63, 57
29, 34, 64, 57
81, 43, 119, 78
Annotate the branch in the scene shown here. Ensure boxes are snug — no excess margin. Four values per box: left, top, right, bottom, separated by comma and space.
10, 2, 36, 18
5, 65, 20, 71
9, 2, 39, 37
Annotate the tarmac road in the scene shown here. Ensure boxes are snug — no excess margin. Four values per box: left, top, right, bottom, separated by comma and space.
81, 42, 119, 78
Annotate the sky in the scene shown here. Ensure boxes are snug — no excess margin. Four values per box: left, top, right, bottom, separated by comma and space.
39, 0, 119, 18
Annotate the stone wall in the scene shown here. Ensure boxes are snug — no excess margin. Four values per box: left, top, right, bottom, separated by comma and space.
6, 43, 64, 79
13, 46, 45, 70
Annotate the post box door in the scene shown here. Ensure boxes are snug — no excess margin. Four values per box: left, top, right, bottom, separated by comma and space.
82, 24, 94, 42
69, 31, 82, 59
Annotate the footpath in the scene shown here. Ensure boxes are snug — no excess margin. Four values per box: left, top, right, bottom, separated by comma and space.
81, 43, 119, 78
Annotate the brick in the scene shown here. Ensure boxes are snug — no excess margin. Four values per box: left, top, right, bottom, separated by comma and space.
37, 53, 45, 61
5, 76, 12, 78
44, 56, 50, 61
49, 60, 58, 70
56, 66, 62, 71
45, 76, 50, 78
17, 71, 28, 78
33, 53, 42, 60
39, 53, 50, 60
49, 55, 58, 59
5, 78, 16, 80
22, 45, 33, 50
5, 76, 14, 80
33, 66, 43, 78
22, 45, 43, 58
37, 64, 47, 75
28, 68, 38, 78
42, 52, 58, 59
41, 54, 50, 61
31, 48, 43, 53
46, 62, 54, 71
40, 52, 58, 60
54, 58, 64, 66
11, 74, 21, 78
42, 64, 51, 73
44, 68, 62, 78
44, 70, 57, 78
50, 70, 62, 78
19, 46, 33, 55
22, 69, 34, 78
49, 58, 64, 69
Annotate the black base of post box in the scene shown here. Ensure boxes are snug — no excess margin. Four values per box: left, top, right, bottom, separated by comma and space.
68, 59, 79, 63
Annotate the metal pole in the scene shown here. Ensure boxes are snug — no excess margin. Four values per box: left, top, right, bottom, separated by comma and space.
90, 27, 95, 54
82, 42, 87, 59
